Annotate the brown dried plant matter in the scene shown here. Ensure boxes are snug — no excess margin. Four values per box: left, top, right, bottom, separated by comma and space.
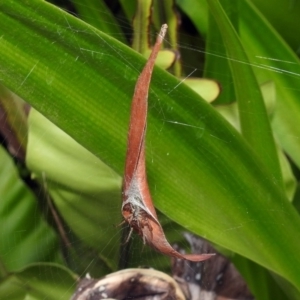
122, 24, 214, 262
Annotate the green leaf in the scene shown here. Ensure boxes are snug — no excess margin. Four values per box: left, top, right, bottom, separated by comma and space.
250, 0, 300, 52
239, 0, 300, 169
1, 0, 300, 291
27, 109, 121, 274
215, 81, 296, 202
207, 0, 283, 190
0, 145, 62, 273
232, 254, 288, 299
203, 9, 235, 104
0, 263, 77, 300
27, 111, 197, 274
72, 0, 126, 43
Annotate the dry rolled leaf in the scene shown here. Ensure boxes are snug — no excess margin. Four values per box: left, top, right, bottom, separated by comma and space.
121, 24, 214, 262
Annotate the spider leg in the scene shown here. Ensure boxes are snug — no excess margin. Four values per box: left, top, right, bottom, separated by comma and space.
123, 226, 134, 245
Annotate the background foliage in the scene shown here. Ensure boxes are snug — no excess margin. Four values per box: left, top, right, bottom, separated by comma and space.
1, 0, 300, 299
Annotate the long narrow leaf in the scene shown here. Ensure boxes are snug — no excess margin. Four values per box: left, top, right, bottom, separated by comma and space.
0, 146, 62, 272
240, 0, 300, 169
206, 0, 283, 189
1, 1, 300, 290
72, 0, 126, 43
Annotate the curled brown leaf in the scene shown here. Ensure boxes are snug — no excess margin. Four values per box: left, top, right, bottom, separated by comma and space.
122, 24, 214, 262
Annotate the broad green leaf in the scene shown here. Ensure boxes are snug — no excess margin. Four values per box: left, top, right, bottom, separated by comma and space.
0, 275, 25, 299
27, 109, 196, 274
175, 0, 299, 296
0, 263, 77, 300
271, 273, 300, 300
0, 145, 62, 272
215, 82, 296, 203
27, 109, 121, 274
207, 0, 283, 190
232, 254, 288, 299
203, 10, 235, 104
72, 0, 126, 43
1, 0, 300, 291
240, 0, 300, 170
250, 0, 300, 52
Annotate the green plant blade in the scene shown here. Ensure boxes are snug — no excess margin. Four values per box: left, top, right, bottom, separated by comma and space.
239, 0, 300, 169
27, 109, 121, 274
250, 0, 300, 51
176, 0, 299, 296
72, 0, 126, 43
0, 263, 77, 300
206, 0, 283, 189
203, 10, 235, 104
232, 254, 289, 300
0, 145, 62, 274
1, 0, 300, 290
215, 82, 296, 203
27, 107, 182, 273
